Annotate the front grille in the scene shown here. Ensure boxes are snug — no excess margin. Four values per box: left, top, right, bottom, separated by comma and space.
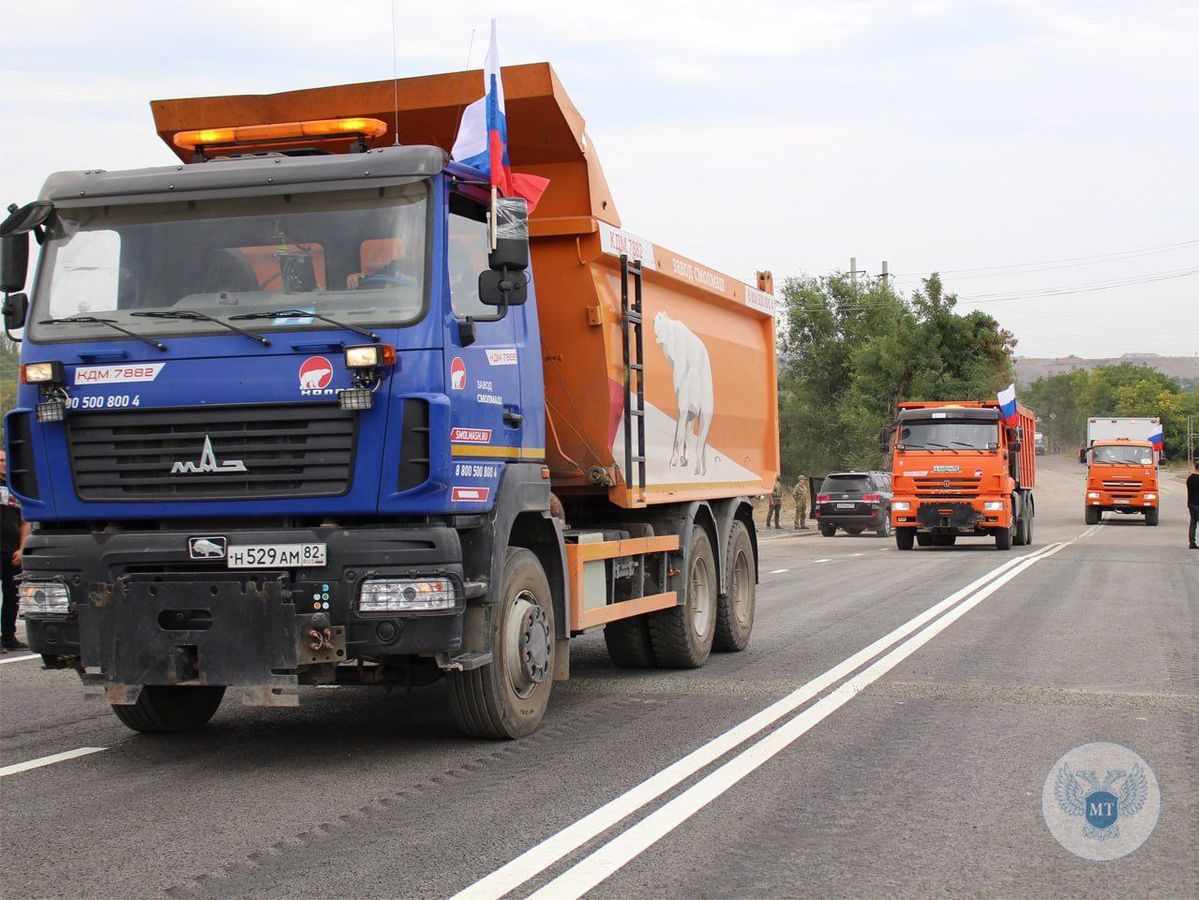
914, 476, 980, 499
67, 404, 356, 501
1102, 480, 1141, 498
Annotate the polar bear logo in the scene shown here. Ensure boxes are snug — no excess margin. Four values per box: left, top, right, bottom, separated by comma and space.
653, 311, 714, 475
300, 367, 332, 389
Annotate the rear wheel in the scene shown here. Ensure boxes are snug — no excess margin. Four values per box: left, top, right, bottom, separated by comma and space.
1145, 507, 1159, 526
448, 548, 555, 739
714, 521, 754, 652
915, 532, 933, 547
819, 523, 836, 537
895, 528, 915, 551
604, 573, 659, 669
648, 527, 717, 668
1014, 505, 1029, 546
111, 685, 225, 734
1084, 506, 1100, 525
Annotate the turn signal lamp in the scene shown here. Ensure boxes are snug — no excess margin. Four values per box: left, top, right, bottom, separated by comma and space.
173, 117, 389, 151
862, 493, 882, 503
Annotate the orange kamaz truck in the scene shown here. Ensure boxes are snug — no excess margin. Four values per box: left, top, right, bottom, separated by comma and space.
1083, 439, 1159, 525
887, 401, 1036, 550
2, 63, 778, 738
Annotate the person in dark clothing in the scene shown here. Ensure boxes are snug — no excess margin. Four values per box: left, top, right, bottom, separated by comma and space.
1187, 459, 1199, 550
1, 448, 31, 651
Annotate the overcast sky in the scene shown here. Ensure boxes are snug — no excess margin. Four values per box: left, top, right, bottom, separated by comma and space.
4, 0, 1196, 358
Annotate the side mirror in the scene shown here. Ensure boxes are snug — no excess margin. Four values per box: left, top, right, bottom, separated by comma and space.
2, 291, 29, 331
1009, 439, 1022, 452
488, 197, 529, 271
1, 232, 29, 294
478, 269, 528, 307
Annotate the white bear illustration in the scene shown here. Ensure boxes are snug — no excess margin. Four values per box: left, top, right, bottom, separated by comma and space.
451, 367, 467, 390
300, 367, 332, 389
653, 311, 714, 475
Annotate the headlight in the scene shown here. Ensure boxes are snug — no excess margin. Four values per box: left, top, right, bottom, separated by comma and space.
21, 360, 66, 384
358, 577, 455, 612
18, 580, 71, 616
344, 344, 396, 368
1143, 493, 1156, 501
1087, 491, 1100, 499
983, 501, 1004, 511
892, 501, 910, 511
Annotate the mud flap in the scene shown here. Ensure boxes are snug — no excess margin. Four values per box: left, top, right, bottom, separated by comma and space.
78, 577, 301, 707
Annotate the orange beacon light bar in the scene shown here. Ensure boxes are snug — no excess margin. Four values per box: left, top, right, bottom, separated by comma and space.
172, 117, 389, 151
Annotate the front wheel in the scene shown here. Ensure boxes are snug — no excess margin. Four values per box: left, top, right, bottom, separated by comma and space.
1084, 506, 1100, 526
895, 528, 915, 551
448, 548, 555, 739
995, 525, 1012, 550
714, 521, 755, 652
648, 527, 717, 668
1145, 507, 1159, 526
111, 685, 225, 734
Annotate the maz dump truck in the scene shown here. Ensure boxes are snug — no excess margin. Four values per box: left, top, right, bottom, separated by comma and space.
0, 64, 779, 738
886, 400, 1036, 551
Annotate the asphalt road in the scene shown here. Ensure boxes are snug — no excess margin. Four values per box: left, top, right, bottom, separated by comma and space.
2, 455, 1196, 898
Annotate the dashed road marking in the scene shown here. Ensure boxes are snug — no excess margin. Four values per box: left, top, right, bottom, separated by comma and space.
814, 558, 831, 564
0, 653, 39, 666
0, 747, 106, 778
768, 569, 789, 575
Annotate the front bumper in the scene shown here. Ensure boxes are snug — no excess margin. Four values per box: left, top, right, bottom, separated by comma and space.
891, 497, 1009, 532
1086, 492, 1158, 513
20, 523, 474, 705
815, 506, 886, 528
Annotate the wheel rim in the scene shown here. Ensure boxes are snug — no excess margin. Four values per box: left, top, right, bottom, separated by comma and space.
688, 551, 713, 637
505, 590, 550, 699
729, 548, 752, 627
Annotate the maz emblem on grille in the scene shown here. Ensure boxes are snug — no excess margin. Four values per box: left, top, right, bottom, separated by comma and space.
170, 435, 247, 475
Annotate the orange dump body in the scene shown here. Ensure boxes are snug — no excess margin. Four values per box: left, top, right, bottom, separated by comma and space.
150, 63, 779, 509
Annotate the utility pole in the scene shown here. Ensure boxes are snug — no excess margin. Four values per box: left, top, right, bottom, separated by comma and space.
848, 257, 870, 286
879, 260, 889, 283
1187, 414, 1196, 465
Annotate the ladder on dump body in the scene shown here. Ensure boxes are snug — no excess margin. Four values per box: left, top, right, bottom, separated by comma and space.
620, 254, 647, 500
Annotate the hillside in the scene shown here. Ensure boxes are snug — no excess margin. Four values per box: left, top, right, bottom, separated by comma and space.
1015, 353, 1199, 387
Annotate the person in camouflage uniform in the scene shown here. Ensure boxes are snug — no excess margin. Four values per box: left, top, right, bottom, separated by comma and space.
767, 479, 783, 529
792, 474, 810, 530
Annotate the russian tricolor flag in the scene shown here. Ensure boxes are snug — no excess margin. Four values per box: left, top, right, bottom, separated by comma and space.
997, 383, 1019, 425
1148, 429, 1164, 451
451, 20, 549, 212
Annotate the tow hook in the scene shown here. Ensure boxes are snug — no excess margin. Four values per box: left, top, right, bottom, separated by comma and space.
308, 627, 336, 652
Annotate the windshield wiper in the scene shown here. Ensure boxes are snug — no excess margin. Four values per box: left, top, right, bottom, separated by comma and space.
131, 310, 270, 346
228, 308, 379, 342
39, 316, 167, 351
950, 441, 979, 449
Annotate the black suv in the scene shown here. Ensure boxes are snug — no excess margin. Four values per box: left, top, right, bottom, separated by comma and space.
815, 471, 893, 537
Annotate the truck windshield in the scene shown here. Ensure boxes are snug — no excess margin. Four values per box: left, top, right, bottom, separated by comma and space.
1092, 445, 1153, 465
27, 182, 428, 342
899, 419, 999, 450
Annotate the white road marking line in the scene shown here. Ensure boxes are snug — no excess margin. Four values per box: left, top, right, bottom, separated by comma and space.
814, 558, 831, 563
849, 552, 864, 557
0, 653, 39, 666
768, 569, 789, 575
0, 747, 106, 778
530, 541, 1073, 899
451, 544, 1057, 900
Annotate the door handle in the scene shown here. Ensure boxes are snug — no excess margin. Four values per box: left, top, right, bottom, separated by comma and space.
503, 410, 523, 428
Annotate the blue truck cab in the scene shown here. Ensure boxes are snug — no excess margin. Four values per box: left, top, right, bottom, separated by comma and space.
2, 143, 573, 737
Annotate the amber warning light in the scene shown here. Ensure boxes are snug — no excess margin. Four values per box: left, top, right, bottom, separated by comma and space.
173, 117, 389, 151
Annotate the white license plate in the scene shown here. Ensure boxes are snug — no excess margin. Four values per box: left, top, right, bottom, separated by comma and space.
836, 502, 855, 509
227, 543, 327, 569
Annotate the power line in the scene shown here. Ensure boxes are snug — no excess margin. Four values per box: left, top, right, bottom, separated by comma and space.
892, 239, 1199, 279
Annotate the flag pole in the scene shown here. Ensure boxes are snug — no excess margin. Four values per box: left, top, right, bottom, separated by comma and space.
490, 185, 499, 251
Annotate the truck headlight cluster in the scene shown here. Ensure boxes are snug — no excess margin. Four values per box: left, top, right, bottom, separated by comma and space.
983, 501, 1005, 511
892, 501, 910, 511
358, 577, 455, 612
1144, 493, 1156, 501
1087, 491, 1100, 500
21, 361, 66, 384
18, 580, 71, 617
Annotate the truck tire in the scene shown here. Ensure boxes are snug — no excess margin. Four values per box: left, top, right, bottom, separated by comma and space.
1145, 508, 1159, 526
111, 685, 225, 734
648, 527, 717, 668
915, 532, 932, 547
604, 574, 658, 669
714, 521, 754, 652
895, 528, 915, 550
995, 525, 1012, 550
1014, 506, 1029, 546
1084, 507, 1100, 525
819, 523, 836, 537
448, 548, 555, 739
